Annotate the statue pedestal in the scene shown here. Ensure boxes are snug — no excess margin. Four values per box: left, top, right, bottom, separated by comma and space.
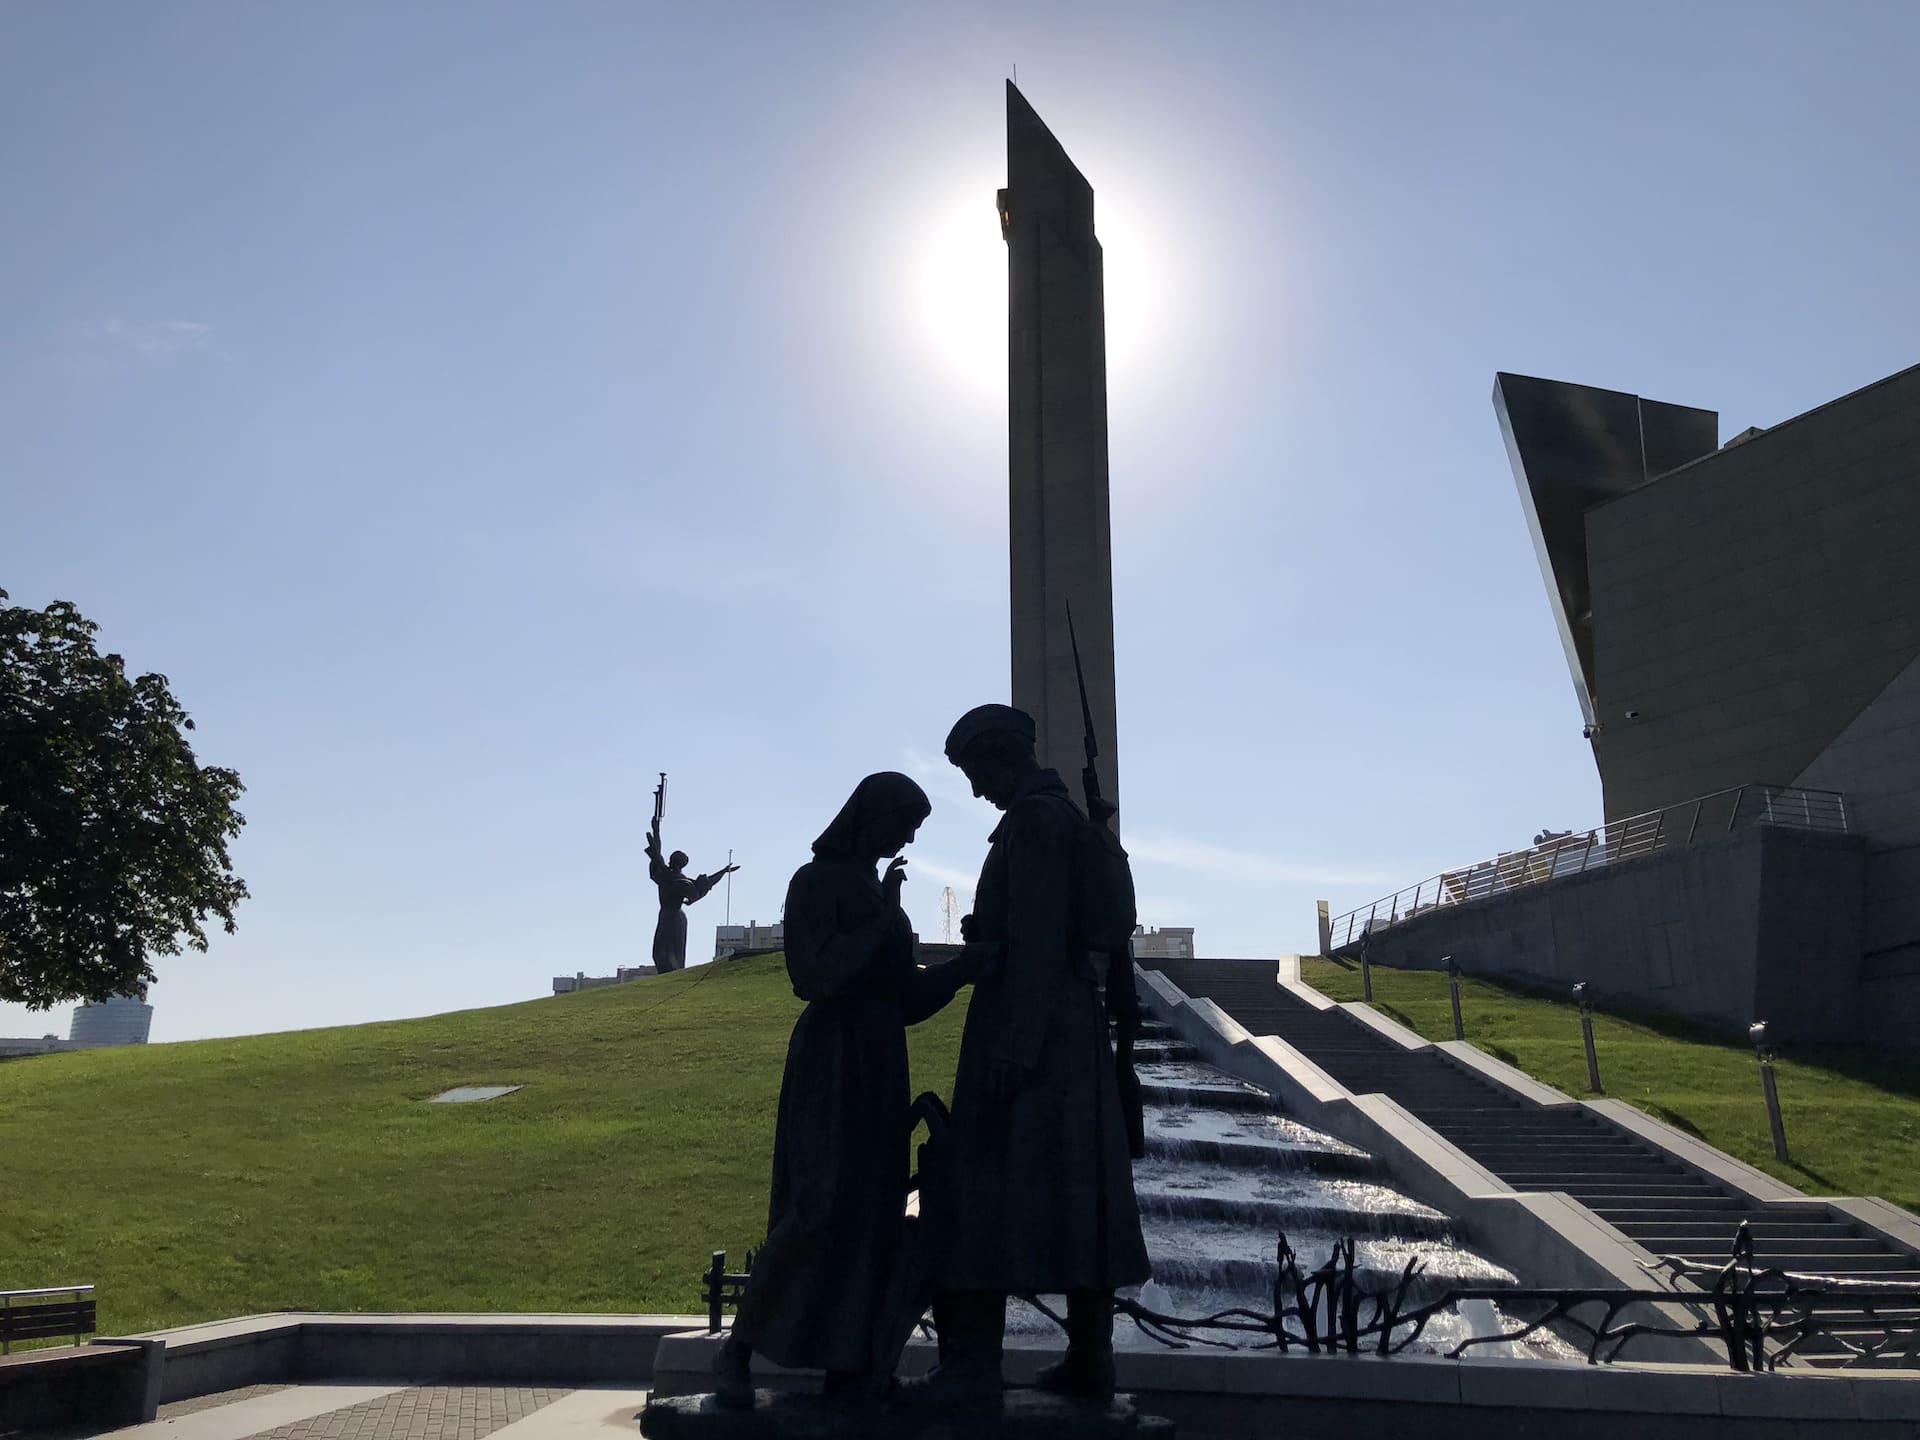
638, 1390, 1174, 1440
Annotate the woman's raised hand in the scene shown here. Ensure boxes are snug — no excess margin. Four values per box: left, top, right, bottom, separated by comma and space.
881, 855, 908, 908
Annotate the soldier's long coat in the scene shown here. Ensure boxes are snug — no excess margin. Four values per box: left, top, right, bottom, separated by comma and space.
937, 769, 1150, 1294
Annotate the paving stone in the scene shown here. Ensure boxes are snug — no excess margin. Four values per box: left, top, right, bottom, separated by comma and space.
245, 1386, 570, 1440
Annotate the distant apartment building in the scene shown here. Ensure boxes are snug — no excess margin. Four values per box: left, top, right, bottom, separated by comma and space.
551, 965, 656, 996
69, 994, 155, 1047
1130, 926, 1196, 961
714, 921, 783, 960
0, 1035, 70, 1061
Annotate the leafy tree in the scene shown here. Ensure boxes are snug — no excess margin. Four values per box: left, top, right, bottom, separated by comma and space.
1, 588, 247, 1008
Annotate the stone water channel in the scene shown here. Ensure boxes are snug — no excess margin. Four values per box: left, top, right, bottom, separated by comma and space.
1007, 1016, 1571, 1358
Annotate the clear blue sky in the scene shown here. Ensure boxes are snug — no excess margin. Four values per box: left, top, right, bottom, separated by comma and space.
4, 2, 1917, 1042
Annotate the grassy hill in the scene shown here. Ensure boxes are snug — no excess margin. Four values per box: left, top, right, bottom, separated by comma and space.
0, 954, 969, 1337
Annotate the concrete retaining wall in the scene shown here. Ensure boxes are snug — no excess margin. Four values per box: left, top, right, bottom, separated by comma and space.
0, 1340, 161, 1432
122, 1313, 705, 1401
3, 1309, 1902, 1437
1349, 826, 1875, 1043
648, 1327, 1920, 1436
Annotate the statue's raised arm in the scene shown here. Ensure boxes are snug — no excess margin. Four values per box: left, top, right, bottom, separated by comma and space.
685, 862, 739, 907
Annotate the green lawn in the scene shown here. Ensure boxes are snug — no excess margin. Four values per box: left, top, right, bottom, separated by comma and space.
1300, 957, 1920, 1214
0, 953, 969, 1337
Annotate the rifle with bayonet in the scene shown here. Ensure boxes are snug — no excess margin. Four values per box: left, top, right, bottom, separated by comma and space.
1067, 604, 1147, 1160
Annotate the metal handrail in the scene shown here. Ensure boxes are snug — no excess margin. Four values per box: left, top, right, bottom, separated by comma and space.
1329, 785, 1848, 951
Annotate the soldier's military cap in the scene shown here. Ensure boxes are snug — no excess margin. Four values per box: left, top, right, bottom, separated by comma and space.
944, 703, 1037, 763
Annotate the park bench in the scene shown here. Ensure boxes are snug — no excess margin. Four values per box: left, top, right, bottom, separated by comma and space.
0, 1285, 95, 1353
0, 1284, 161, 1432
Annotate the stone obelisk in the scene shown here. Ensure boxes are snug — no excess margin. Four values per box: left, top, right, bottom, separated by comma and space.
1002, 80, 1120, 823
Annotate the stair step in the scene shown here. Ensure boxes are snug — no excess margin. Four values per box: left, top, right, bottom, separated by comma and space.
1451, 1146, 1656, 1159
1586, 1204, 1761, 1221
1142, 1136, 1377, 1178
1651, 1238, 1887, 1256
1491, 1160, 1695, 1179
1130, 1041, 1200, 1062
1134, 1187, 1452, 1239
1591, 1204, 1827, 1223
1420, 1128, 1612, 1136
1140, 1082, 1279, 1113
1523, 1187, 1725, 1201
1476, 1154, 1675, 1168
1667, 1251, 1918, 1273
1524, 1180, 1724, 1194
1612, 1221, 1856, 1240
1565, 1195, 1748, 1211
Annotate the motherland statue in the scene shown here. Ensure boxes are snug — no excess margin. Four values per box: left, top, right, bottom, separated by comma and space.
645, 773, 738, 973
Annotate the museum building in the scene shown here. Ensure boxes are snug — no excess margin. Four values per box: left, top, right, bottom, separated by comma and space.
1343, 361, 1920, 1048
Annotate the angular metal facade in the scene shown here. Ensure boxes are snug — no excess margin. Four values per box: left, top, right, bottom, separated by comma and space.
1493, 372, 1718, 726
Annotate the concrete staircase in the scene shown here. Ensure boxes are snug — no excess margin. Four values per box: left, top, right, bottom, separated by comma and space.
1137, 956, 1920, 1362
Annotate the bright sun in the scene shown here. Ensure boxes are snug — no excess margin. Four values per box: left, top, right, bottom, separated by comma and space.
911, 184, 1164, 405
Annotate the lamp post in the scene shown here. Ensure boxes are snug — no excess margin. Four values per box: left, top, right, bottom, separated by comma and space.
1446, 955, 1464, 1041
1750, 1021, 1791, 1164
1573, 982, 1604, 1094
1359, 930, 1374, 1003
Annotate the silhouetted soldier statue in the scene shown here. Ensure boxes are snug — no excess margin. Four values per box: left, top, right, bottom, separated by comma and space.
908, 703, 1149, 1410
645, 813, 737, 974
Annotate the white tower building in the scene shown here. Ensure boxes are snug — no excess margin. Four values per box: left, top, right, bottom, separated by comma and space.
69, 994, 154, 1047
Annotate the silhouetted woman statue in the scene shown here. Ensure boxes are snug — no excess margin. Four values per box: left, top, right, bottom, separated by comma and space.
713, 772, 985, 1407
644, 817, 737, 973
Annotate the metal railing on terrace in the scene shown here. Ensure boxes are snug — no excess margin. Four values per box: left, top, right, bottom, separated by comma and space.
1328, 785, 1848, 952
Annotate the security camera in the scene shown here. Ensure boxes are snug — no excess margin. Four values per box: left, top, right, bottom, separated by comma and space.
1624, 709, 1641, 721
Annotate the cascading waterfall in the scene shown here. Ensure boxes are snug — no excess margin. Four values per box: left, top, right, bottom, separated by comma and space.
1007, 1019, 1572, 1359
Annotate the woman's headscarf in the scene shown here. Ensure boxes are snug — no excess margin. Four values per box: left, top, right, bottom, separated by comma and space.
812, 771, 932, 859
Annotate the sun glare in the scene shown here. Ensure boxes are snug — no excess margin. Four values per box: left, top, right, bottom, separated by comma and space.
910, 182, 1167, 406
913, 192, 1007, 403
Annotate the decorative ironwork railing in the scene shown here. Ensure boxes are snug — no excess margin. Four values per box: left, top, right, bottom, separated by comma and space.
1107, 1225, 1919, 1371
701, 1224, 1920, 1372
1328, 785, 1848, 952
703, 1249, 757, 1334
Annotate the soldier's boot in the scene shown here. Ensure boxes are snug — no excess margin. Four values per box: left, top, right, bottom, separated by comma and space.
711, 1334, 754, 1410
1035, 1290, 1116, 1403
894, 1290, 1004, 1414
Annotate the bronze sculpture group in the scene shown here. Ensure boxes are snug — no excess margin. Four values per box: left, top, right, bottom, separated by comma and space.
708, 702, 1149, 1416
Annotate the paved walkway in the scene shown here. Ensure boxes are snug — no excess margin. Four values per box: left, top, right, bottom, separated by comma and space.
93, 1387, 645, 1440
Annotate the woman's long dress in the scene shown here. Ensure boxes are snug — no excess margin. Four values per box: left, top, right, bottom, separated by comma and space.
730, 857, 955, 1374
647, 860, 721, 973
